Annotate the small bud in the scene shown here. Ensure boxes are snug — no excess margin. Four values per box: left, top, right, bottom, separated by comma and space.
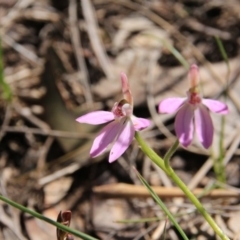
57, 210, 74, 240
188, 64, 199, 89
120, 72, 133, 105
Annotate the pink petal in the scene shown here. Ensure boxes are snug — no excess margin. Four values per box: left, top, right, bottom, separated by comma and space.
195, 105, 213, 149
76, 111, 114, 125
109, 119, 135, 163
202, 99, 228, 114
132, 117, 151, 131
174, 103, 194, 147
158, 98, 186, 114
90, 121, 121, 158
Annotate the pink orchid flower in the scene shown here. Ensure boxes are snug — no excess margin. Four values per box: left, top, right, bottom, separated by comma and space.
76, 73, 151, 163
158, 64, 228, 148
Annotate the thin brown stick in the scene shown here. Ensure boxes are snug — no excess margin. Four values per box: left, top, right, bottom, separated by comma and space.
36, 137, 54, 176
0, 104, 12, 142
93, 183, 240, 198
82, 0, 114, 79
3, 126, 93, 139
2, 35, 41, 65
69, 0, 93, 103
13, 104, 50, 130
0, 0, 35, 32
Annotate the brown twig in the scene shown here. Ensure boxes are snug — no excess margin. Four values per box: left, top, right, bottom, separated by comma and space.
0, 0, 35, 32
183, 18, 231, 40
93, 183, 240, 198
2, 35, 41, 65
0, 104, 12, 142
68, 0, 93, 103
3, 126, 93, 139
13, 103, 50, 130
82, 0, 114, 79
36, 136, 54, 176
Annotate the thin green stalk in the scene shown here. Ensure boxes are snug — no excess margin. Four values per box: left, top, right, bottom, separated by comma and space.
116, 209, 195, 223
135, 132, 229, 240
0, 38, 12, 101
215, 37, 230, 70
116, 217, 162, 223
142, 34, 189, 70
0, 194, 98, 240
161, 218, 168, 240
135, 170, 189, 240
217, 115, 226, 183
214, 36, 229, 183
164, 139, 179, 171
161, 40, 189, 69
135, 133, 167, 172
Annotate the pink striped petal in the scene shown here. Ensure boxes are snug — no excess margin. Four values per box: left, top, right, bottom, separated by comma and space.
109, 120, 135, 163
90, 121, 121, 158
76, 111, 114, 125
158, 98, 186, 114
202, 99, 228, 114
174, 103, 194, 147
195, 105, 213, 149
132, 117, 151, 131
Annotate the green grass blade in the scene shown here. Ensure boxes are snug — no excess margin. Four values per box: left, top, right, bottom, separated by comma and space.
0, 38, 12, 101
134, 169, 189, 240
142, 33, 189, 69
214, 36, 230, 183
116, 209, 195, 224
0, 194, 98, 240
215, 36, 229, 71
161, 40, 189, 69
161, 218, 168, 240
116, 217, 161, 223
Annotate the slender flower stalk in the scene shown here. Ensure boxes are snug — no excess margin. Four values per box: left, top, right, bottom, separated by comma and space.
158, 64, 228, 148
76, 73, 150, 163
135, 132, 229, 240
164, 139, 179, 171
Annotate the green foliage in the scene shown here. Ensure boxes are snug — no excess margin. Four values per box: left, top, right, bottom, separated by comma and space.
0, 38, 12, 101
0, 194, 98, 240
161, 40, 189, 69
135, 132, 230, 240
135, 169, 189, 240
214, 36, 230, 183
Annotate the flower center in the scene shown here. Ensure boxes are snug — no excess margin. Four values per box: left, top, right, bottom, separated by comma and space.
188, 91, 201, 106
112, 99, 132, 119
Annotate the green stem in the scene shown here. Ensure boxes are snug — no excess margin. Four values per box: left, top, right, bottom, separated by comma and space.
135, 132, 229, 240
218, 115, 226, 183
0, 38, 12, 101
164, 139, 179, 171
135, 133, 167, 172
136, 170, 189, 240
0, 194, 98, 240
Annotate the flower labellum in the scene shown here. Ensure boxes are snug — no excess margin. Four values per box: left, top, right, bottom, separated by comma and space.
76, 73, 151, 163
158, 64, 228, 148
